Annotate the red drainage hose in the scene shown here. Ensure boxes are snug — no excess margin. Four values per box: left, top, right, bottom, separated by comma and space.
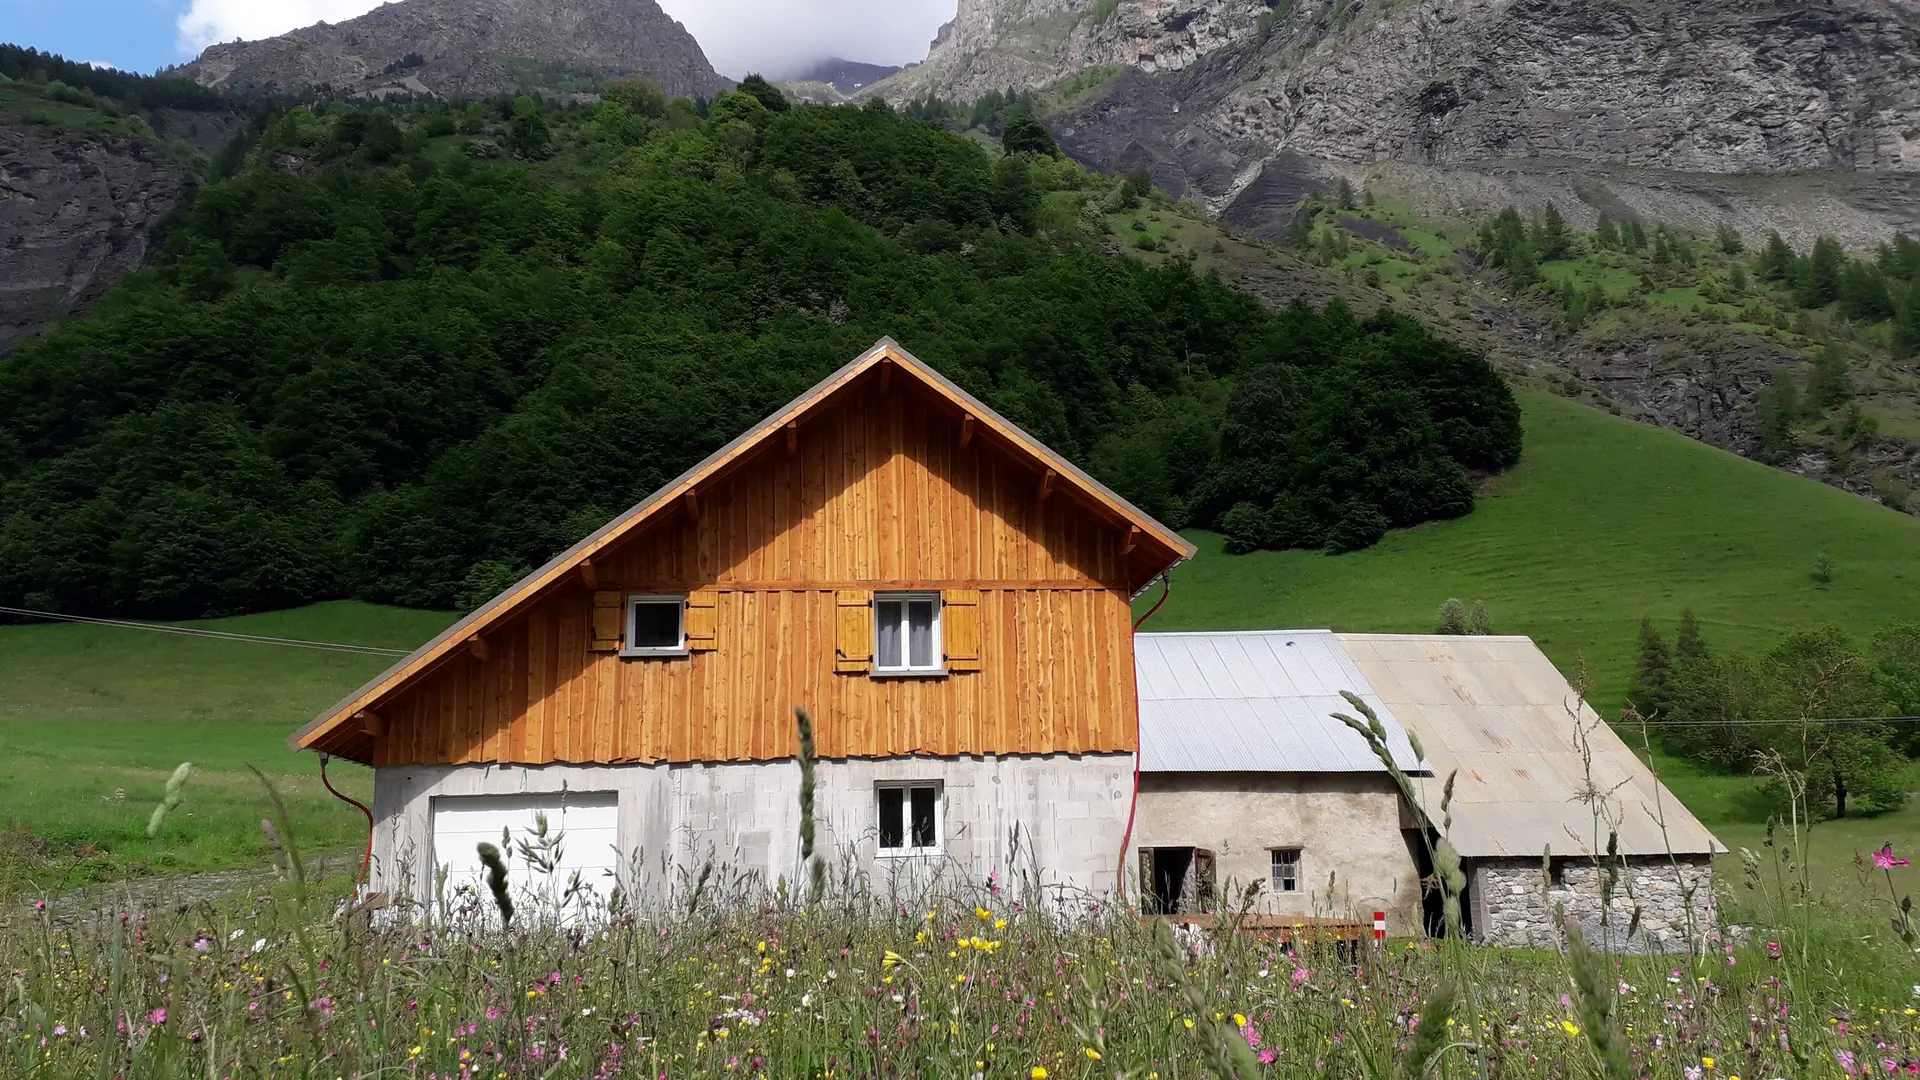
318, 753, 375, 884
1116, 573, 1173, 905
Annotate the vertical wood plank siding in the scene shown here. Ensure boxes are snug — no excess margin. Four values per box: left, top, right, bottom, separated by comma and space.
371, 386, 1141, 766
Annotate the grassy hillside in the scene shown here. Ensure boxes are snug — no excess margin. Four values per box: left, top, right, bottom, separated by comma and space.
1144, 387, 1920, 715
0, 603, 456, 890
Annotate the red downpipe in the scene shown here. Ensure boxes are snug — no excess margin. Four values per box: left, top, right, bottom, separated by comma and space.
1116, 572, 1172, 904
319, 753, 375, 884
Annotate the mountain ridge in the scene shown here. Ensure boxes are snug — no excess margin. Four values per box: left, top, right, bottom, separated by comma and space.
178, 0, 730, 100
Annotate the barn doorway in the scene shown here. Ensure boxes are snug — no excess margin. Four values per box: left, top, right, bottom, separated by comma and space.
1138, 846, 1216, 915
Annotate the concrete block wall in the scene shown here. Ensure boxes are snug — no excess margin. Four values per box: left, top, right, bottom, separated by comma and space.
1469, 856, 1717, 953
371, 753, 1134, 916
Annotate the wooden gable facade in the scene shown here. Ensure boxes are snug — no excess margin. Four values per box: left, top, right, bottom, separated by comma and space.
296, 340, 1194, 768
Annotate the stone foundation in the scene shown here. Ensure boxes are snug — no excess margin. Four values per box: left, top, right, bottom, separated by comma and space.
1470, 856, 1716, 953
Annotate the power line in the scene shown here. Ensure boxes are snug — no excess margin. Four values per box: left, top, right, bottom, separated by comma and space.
1630, 716, 1920, 727
0, 605, 414, 657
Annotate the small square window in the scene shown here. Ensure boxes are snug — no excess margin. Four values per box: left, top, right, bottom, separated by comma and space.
874, 592, 941, 674
623, 594, 686, 656
877, 782, 940, 854
1271, 848, 1301, 893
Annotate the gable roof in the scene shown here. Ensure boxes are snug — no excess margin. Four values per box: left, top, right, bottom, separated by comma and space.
292, 337, 1195, 756
1338, 634, 1723, 857
1135, 630, 1423, 774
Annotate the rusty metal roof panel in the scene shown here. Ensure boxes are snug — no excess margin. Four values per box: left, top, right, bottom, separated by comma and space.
1338, 634, 1723, 857
1135, 631, 1421, 774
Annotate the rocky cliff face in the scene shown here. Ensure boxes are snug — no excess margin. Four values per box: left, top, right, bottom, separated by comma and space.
180, 0, 730, 101
0, 122, 192, 354
875, 0, 1920, 244
876, 0, 1271, 103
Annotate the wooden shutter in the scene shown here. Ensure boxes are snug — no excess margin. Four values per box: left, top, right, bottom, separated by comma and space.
589, 591, 623, 652
685, 591, 718, 652
941, 589, 981, 672
834, 589, 873, 674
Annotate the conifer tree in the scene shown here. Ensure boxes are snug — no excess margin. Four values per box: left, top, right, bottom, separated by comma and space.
1623, 219, 1647, 252
1595, 213, 1619, 250
1757, 231, 1795, 281
1807, 345, 1853, 411
1715, 222, 1743, 255
1537, 201, 1570, 260
1796, 235, 1844, 308
1626, 617, 1674, 720
1675, 608, 1709, 666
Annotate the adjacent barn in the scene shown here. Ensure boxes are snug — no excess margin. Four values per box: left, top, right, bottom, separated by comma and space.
1130, 630, 1427, 935
1341, 633, 1723, 951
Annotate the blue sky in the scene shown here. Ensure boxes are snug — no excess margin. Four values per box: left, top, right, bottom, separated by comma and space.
5, 0, 193, 73
1, 0, 953, 78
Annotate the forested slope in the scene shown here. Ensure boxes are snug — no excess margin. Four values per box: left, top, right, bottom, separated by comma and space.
0, 86, 1518, 618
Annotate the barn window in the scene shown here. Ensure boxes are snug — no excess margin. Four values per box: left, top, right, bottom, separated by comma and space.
873, 593, 941, 674
623, 594, 686, 656
877, 782, 940, 853
1271, 848, 1302, 892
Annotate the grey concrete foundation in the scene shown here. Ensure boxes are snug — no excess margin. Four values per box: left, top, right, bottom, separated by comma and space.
1469, 856, 1717, 953
371, 753, 1134, 918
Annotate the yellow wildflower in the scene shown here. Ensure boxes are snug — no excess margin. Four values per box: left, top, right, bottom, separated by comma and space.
1030, 1068, 1047, 1079
1183, 1019, 1195, 1030
1560, 1020, 1580, 1037
883, 950, 904, 968
1233, 1014, 1247, 1027
1702, 1058, 1714, 1070
1084, 1048, 1102, 1061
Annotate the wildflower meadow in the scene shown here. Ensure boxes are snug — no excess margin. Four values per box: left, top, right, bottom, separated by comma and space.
5, 753, 1920, 1080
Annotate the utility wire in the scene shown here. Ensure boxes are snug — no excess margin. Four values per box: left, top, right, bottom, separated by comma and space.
1630, 716, 1920, 727
0, 605, 413, 657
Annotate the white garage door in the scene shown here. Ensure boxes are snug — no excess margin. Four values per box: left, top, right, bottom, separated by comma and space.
431, 792, 619, 926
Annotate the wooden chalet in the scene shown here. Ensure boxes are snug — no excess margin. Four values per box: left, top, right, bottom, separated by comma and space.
294, 338, 1193, 918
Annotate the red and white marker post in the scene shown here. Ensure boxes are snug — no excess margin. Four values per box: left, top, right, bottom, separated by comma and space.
1372, 911, 1387, 945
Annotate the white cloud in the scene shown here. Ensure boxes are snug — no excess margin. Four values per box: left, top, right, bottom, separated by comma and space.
173, 0, 956, 76
656, 0, 953, 79
177, 0, 396, 55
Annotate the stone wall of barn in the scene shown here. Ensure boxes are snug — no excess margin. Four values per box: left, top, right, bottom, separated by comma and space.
369, 753, 1133, 919
1469, 856, 1717, 953
1131, 772, 1425, 936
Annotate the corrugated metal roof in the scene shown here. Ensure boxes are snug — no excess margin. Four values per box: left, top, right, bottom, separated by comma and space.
1338, 634, 1724, 857
1135, 631, 1422, 774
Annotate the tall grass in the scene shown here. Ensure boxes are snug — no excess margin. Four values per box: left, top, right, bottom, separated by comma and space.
6, 707, 1920, 1077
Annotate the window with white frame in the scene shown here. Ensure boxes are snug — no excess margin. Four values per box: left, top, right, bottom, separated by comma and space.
623, 594, 687, 656
873, 592, 941, 673
1271, 848, 1301, 893
877, 782, 941, 853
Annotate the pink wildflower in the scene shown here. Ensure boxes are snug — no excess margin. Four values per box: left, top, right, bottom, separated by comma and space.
1875, 844, 1910, 870
148, 1008, 167, 1025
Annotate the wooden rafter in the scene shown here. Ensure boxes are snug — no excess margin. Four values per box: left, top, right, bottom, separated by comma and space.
959, 413, 975, 450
